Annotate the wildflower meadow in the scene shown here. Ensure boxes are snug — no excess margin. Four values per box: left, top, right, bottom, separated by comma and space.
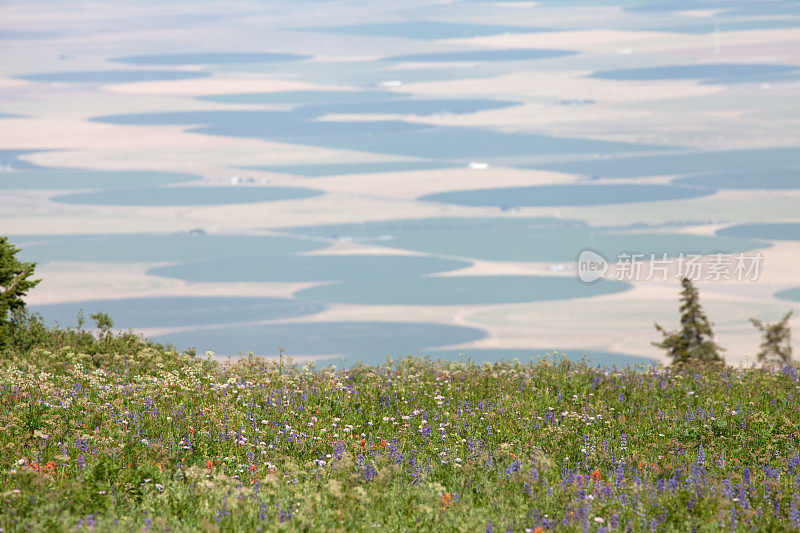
2, 344, 800, 531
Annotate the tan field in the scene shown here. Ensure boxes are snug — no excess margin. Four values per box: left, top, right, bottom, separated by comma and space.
2, 0, 799, 365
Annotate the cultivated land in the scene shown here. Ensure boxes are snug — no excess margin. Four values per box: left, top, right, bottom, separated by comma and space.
3, 1, 800, 531
2, 343, 800, 531
2, 1, 799, 363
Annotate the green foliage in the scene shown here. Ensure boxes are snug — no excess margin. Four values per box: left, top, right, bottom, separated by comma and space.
0, 236, 41, 347
90, 311, 114, 336
1, 346, 799, 531
751, 311, 794, 366
2, 309, 164, 358
654, 277, 724, 366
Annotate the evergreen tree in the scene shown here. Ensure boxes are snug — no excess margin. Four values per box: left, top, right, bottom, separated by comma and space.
653, 277, 724, 365
750, 311, 793, 366
1, 236, 41, 345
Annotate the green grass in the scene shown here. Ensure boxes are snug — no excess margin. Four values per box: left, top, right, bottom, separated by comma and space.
1, 337, 799, 531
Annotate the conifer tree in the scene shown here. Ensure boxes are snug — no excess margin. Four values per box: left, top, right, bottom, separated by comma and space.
0, 236, 41, 345
654, 277, 724, 365
750, 311, 793, 366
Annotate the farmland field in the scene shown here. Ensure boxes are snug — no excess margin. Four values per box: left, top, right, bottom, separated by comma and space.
2, 0, 800, 528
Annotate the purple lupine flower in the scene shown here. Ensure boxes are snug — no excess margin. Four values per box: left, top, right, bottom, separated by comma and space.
278, 503, 294, 523
789, 494, 799, 530
74, 515, 97, 531
361, 460, 377, 482
736, 483, 751, 509
615, 462, 625, 486
214, 503, 230, 523
505, 460, 521, 477
334, 440, 345, 460
258, 502, 269, 521
722, 477, 733, 500
789, 456, 800, 476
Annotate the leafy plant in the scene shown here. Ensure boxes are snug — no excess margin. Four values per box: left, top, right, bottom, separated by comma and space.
90, 311, 114, 336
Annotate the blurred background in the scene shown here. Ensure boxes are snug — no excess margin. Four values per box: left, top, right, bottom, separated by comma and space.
1, 0, 798, 367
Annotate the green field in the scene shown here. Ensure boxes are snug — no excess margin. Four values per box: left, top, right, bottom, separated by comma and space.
2, 336, 799, 531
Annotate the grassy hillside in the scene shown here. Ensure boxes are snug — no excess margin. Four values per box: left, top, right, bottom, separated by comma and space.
2, 340, 800, 532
